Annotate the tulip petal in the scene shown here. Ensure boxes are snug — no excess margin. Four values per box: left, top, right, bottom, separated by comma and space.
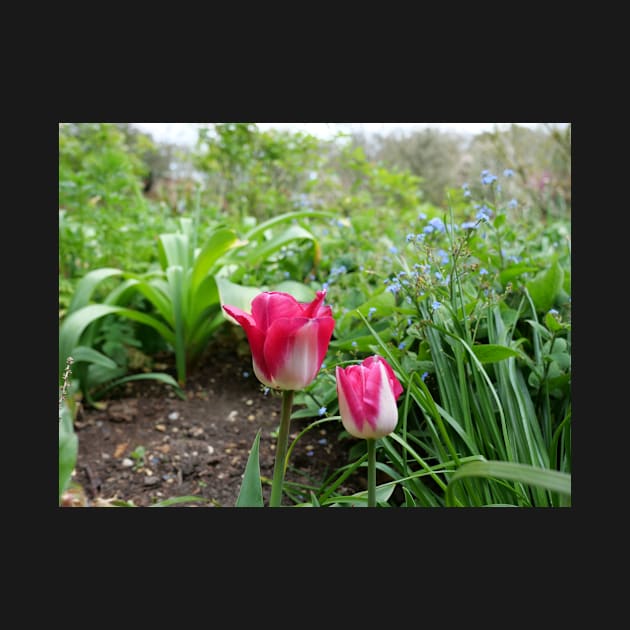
336, 356, 402, 439
301, 289, 332, 318
264, 315, 335, 390
222, 304, 271, 384
251, 292, 303, 334
336, 364, 368, 436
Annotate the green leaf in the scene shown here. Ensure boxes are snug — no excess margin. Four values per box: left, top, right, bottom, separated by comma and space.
235, 429, 264, 507
59, 403, 78, 503
217, 278, 262, 320
70, 346, 118, 370
191, 228, 245, 292
445, 460, 571, 507
544, 310, 563, 333
470, 344, 521, 364
526, 261, 564, 313
499, 263, 539, 286
270, 280, 316, 302
68, 268, 123, 313
243, 224, 318, 265
93, 372, 186, 400
59, 304, 175, 373
149, 496, 208, 507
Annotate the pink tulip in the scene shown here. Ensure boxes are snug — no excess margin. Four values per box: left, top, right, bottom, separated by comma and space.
223, 290, 335, 391
336, 355, 403, 439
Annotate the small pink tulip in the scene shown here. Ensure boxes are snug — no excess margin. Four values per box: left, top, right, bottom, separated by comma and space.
223, 290, 335, 391
336, 355, 403, 439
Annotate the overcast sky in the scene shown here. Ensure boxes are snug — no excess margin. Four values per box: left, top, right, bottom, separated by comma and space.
133, 122, 566, 146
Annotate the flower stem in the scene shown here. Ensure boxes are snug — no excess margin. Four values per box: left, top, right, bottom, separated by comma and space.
269, 389, 295, 507
367, 438, 377, 507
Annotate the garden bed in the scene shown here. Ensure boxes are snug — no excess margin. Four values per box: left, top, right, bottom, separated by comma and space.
68, 341, 360, 507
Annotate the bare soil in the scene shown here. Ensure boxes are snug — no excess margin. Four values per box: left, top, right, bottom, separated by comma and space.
66, 333, 361, 508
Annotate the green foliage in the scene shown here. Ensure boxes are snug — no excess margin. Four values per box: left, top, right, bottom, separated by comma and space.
235, 430, 264, 507
59, 401, 78, 504
59, 123, 175, 296
60, 212, 330, 398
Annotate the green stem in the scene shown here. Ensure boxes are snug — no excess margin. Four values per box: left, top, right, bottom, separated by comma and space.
269, 389, 295, 507
367, 438, 377, 507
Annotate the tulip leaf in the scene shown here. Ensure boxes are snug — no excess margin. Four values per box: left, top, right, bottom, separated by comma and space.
235, 429, 264, 507
217, 278, 263, 320
271, 280, 316, 303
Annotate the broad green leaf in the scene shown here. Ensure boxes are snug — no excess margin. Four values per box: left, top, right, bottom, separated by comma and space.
59, 304, 175, 373
471, 344, 522, 364
271, 280, 316, 303
243, 224, 319, 265
217, 278, 262, 321
68, 268, 123, 313
526, 261, 564, 313
242, 210, 335, 241
499, 263, 539, 286
235, 429, 264, 507
158, 232, 190, 270
191, 228, 246, 292
70, 346, 118, 370
544, 310, 563, 333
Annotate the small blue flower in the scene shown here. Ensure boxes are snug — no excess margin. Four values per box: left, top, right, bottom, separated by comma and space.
421, 371, 429, 382
461, 221, 477, 229
428, 217, 446, 233
508, 198, 518, 209
322, 282, 329, 290
418, 212, 427, 220
318, 438, 327, 445
318, 406, 327, 416
368, 306, 377, 320
389, 245, 399, 255
479, 268, 488, 275
398, 342, 406, 350
548, 308, 559, 315
481, 170, 497, 185
423, 225, 435, 234
406, 233, 416, 242
432, 300, 442, 310
351, 341, 357, 347
503, 168, 514, 177
306, 451, 314, 457
435, 271, 443, 280
243, 371, 250, 378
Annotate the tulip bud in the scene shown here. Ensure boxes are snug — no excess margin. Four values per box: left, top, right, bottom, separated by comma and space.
223, 290, 335, 391
336, 355, 403, 439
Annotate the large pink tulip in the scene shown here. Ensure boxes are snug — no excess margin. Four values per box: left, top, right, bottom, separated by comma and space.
223, 290, 335, 391
336, 355, 403, 439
